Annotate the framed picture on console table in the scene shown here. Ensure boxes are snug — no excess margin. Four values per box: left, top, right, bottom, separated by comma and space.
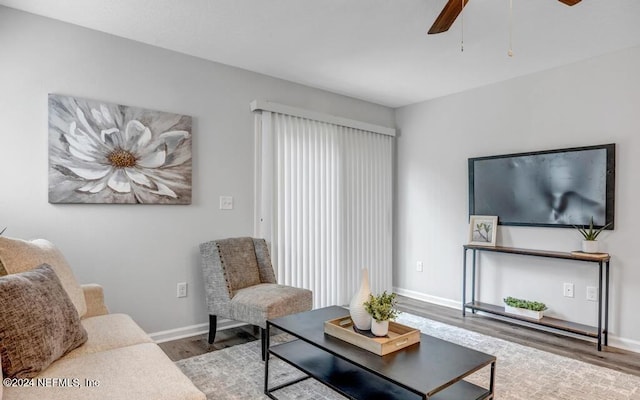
468, 215, 498, 246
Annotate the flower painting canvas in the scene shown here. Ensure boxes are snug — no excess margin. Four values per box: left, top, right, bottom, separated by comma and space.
49, 94, 192, 204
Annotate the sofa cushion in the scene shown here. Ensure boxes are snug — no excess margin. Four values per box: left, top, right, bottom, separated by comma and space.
81, 284, 110, 318
216, 237, 261, 296
64, 313, 153, 359
2, 343, 205, 400
0, 264, 88, 379
0, 237, 87, 317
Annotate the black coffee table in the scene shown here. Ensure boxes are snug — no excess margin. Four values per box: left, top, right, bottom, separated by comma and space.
264, 306, 496, 399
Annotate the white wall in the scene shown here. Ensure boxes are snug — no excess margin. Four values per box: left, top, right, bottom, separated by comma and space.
0, 6, 395, 335
394, 45, 640, 349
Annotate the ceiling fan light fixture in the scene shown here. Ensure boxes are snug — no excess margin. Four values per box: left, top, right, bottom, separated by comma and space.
427, 0, 582, 36
427, 0, 469, 35
558, 0, 582, 6
508, 0, 513, 57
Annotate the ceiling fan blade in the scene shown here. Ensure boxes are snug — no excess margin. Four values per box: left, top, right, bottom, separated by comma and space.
558, 0, 581, 5
428, 0, 470, 35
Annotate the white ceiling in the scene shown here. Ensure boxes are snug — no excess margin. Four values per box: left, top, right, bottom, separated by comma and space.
2, 0, 640, 108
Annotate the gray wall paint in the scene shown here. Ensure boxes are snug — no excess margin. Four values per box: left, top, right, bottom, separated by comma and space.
395, 45, 640, 349
0, 6, 395, 334
5, 4, 639, 350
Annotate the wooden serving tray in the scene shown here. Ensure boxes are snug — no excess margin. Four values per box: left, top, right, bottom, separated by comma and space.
324, 315, 420, 356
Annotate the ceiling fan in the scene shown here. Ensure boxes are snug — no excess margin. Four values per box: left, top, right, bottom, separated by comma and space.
428, 0, 582, 35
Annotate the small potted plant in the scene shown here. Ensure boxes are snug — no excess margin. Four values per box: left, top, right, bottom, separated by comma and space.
363, 291, 400, 336
503, 296, 547, 320
575, 217, 611, 253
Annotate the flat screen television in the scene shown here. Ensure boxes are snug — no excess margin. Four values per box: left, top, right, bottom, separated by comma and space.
469, 144, 615, 229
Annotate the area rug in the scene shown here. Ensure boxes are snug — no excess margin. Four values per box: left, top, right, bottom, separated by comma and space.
177, 313, 640, 399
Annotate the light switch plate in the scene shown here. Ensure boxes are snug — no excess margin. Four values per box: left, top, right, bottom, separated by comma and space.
177, 282, 187, 298
586, 286, 598, 302
219, 196, 233, 210
563, 282, 574, 298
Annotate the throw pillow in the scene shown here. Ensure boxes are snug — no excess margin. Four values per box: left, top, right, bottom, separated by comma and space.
0, 237, 87, 317
0, 264, 88, 379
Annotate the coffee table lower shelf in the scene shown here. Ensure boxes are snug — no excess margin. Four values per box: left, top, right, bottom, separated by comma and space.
266, 339, 491, 400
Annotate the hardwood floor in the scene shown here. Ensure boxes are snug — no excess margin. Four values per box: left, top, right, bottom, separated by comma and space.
159, 324, 261, 362
159, 295, 640, 377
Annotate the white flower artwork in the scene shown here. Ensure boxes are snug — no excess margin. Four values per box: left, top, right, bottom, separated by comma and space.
48, 94, 192, 204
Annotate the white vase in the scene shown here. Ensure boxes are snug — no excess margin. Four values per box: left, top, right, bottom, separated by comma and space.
371, 319, 389, 336
349, 268, 372, 330
582, 240, 599, 253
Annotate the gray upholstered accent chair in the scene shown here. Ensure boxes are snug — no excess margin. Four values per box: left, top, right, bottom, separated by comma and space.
199, 237, 313, 360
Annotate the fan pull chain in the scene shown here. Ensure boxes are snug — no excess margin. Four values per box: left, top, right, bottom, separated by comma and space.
508, 0, 514, 57
461, 0, 465, 52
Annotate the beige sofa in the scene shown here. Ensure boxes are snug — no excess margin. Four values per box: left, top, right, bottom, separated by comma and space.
0, 237, 205, 400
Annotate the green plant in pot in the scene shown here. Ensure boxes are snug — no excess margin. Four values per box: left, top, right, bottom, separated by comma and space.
575, 217, 611, 253
363, 291, 400, 336
503, 297, 547, 312
503, 296, 547, 320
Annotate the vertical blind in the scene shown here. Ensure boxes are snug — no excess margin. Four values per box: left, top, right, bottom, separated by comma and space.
255, 106, 394, 308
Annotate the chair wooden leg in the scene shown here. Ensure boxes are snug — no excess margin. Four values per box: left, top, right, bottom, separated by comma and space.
208, 315, 217, 344
261, 327, 267, 361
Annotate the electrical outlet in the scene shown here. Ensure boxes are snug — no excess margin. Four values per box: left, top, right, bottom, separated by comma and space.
416, 261, 423, 272
563, 283, 574, 298
586, 286, 598, 302
177, 282, 188, 298
219, 196, 233, 210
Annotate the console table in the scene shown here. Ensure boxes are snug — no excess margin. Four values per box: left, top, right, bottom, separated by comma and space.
462, 244, 610, 351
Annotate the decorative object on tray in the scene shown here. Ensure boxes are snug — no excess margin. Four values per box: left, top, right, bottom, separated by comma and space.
363, 291, 400, 336
468, 215, 498, 246
503, 296, 547, 320
353, 326, 386, 338
323, 316, 420, 356
349, 268, 372, 330
574, 216, 611, 253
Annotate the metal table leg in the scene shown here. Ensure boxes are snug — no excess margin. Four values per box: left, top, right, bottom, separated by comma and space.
462, 248, 467, 317
471, 250, 477, 314
604, 260, 610, 346
489, 361, 496, 399
597, 261, 603, 351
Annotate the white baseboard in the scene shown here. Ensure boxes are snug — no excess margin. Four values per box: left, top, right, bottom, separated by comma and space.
151, 289, 640, 354
608, 336, 640, 354
393, 287, 461, 310
150, 319, 248, 343
393, 287, 640, 354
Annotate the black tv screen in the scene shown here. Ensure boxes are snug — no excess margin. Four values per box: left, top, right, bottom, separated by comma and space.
469, 144, 615, 229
